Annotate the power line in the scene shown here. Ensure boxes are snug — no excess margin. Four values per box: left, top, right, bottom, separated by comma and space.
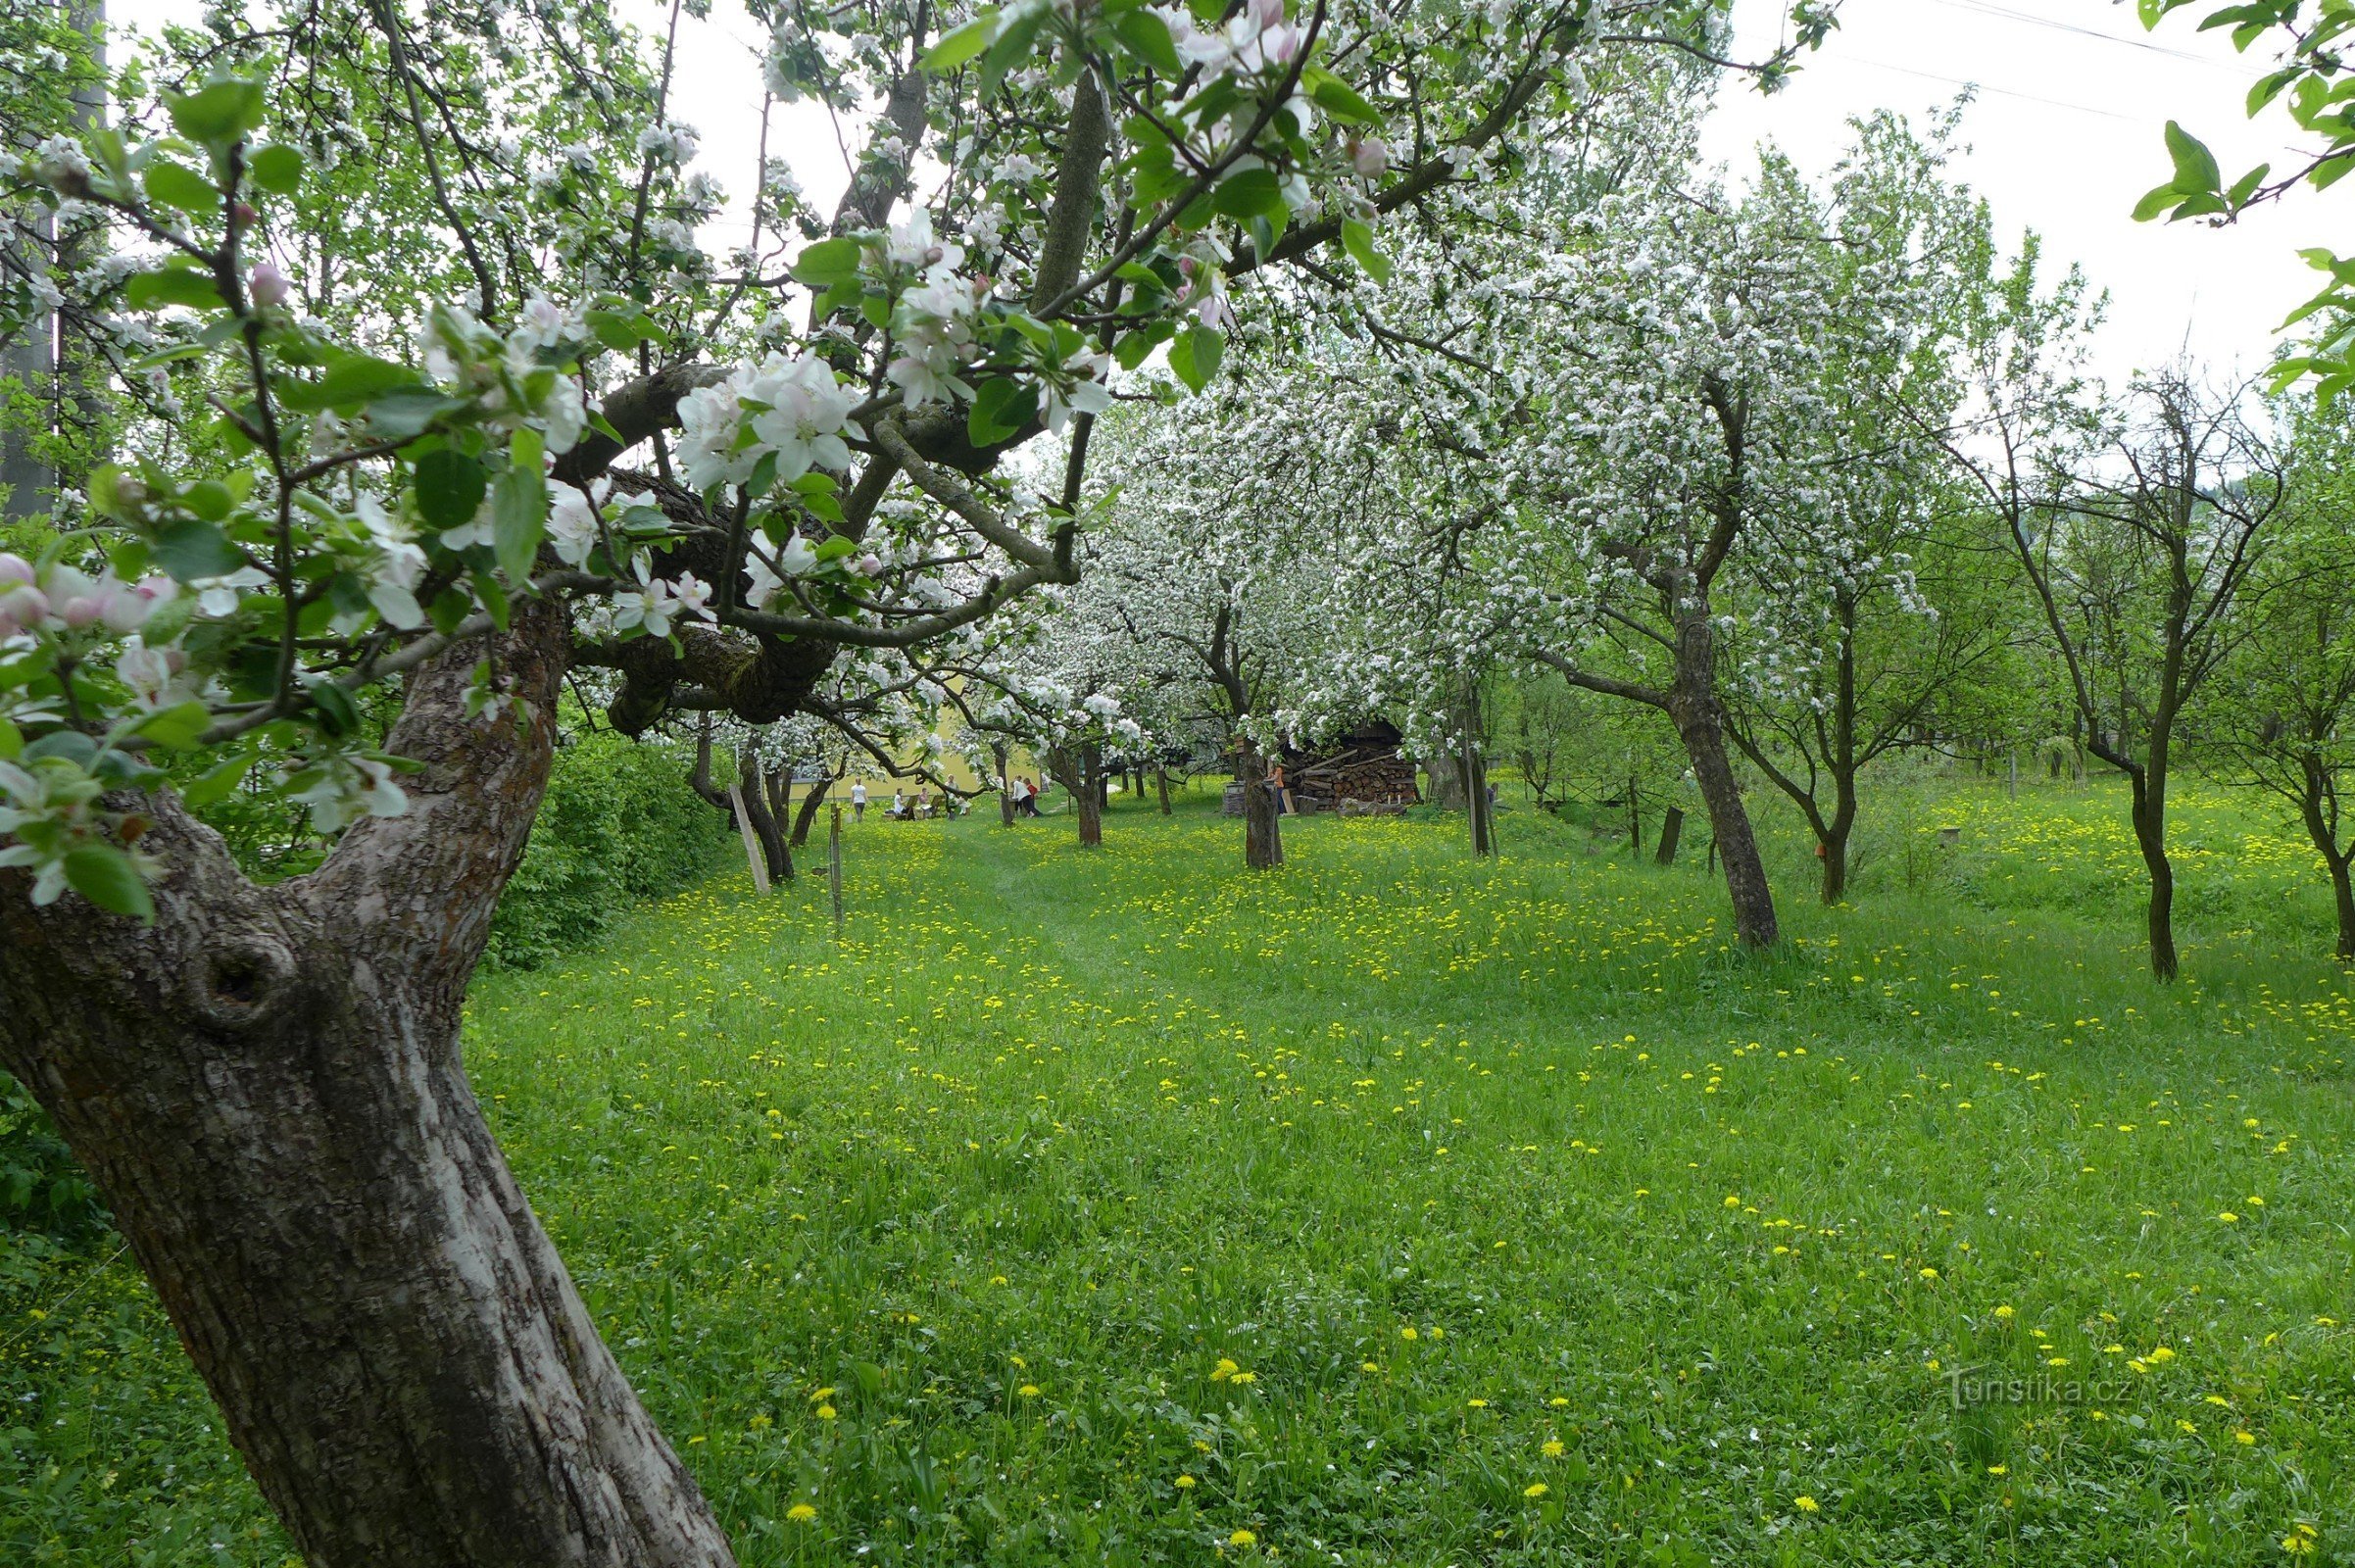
1734, 29, 2140, 122
1927, 0, 2261, 76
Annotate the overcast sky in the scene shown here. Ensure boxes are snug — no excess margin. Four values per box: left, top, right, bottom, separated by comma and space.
1701, 0, 2332, 384
115, 0, 2335, 383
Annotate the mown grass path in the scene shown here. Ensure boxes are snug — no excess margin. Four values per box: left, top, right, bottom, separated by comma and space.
6, 786, 2353, 1564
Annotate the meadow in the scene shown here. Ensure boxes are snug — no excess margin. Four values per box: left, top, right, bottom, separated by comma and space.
3, 778, 2352, 1565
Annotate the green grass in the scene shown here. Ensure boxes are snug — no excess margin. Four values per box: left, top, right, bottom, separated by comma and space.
5, 778, 2354, 1565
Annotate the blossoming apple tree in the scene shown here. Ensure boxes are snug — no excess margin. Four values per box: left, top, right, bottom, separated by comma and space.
0, 1, 1849, 1557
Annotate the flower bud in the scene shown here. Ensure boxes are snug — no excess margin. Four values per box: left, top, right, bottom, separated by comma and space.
1350, 136, 1390, 179
0, 552, 32, 589
250, 261, 291, 309
0, 584, 51, 631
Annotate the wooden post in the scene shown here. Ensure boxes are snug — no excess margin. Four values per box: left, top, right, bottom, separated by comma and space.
829, 804, 845, 934
727, 776, 769, 895
1654, 806, 1684, 866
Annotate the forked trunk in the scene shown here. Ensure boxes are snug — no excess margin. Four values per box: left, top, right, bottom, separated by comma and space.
0, 603, 736, 1568
739, 754, 791, 882
1239, 743, 1283, 870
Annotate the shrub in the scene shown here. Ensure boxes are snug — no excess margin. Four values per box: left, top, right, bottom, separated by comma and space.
485, 727, 729, 968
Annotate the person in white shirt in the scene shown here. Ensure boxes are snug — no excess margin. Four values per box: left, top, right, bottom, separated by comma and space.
851, 779, 867, 821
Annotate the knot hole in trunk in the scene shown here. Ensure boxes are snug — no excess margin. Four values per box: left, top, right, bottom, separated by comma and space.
185, 933, 300, 1033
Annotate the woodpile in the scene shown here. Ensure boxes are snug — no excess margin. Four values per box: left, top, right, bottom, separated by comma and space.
1287, 721, 1420, 809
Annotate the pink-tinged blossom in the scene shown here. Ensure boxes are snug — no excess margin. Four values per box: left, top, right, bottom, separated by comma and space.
249, 261, 292, 308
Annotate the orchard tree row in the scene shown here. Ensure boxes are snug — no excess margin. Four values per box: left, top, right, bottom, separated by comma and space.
0, 0, 2341, 1562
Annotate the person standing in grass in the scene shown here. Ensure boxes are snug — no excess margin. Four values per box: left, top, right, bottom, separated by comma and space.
851, 778, 867, 821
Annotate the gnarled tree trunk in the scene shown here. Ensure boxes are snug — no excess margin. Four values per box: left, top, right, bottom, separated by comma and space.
1238, 742, 1283, 870
0, 604, 737, 1568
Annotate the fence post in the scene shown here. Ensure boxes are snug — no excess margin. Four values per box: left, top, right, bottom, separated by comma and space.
828, 804, 845, 935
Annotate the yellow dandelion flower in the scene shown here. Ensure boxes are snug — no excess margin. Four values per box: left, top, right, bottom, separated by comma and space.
1017, 1385, 1040, 1398
2234, 1430, 2256, 1446
1524, 1483, 1548, 1498
1175, 1474, 1198, 1490
786, 1503, 817, 1523
1211, 1358, 1240, 1383
1794, 1494, 1820, 1514
1542, 1439, 1566, 1457
1228, 1528, 1257, 1546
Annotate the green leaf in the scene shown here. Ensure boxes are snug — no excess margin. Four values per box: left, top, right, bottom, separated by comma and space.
586, 308, 660, 353
967, 376, 1039, 445
1212, 167, 1286, 222
2131, 182, 2184, 222
180, 750, 257, 809
980, 8, 1047, 95
361, 388, 462, 441
1168, 321, 1223, 393
792, 236, 864, 288
140, 161, 221, 215
136, 700, 213, 751
318, 353, 429, 409
166, 77, 267, 148
125, 267, 226, 313
1342, 219, 1393, 283
1307, 74, 1384, 126
414, 449, 488, 532
921, 10, 998, 72
62, 843, 155, 922
310, 680, 362, 739
150, 516, 247, 582
2164, 120, 2222, 195
0, 715, 19, 760
493, 427, 547, 584
1111, 10, 1181, 76
246, 143, 304, 195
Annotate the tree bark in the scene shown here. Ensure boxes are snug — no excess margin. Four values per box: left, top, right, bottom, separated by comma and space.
1239, 742, 1284, 870
1156, 763, 1173, 815
0, 601, 737, 1568
789, 775, 830, 848
738, 753, 791, 883
1654, 807, 1684, 867
1670, 612, 1778, 949
2131, 766, 2179, 982
996, 744, 1015, 827
1077, 742, 1104, 847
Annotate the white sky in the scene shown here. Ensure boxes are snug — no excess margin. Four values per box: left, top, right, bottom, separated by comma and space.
115, 0, 2334, 384
1702, 0, 2334, 384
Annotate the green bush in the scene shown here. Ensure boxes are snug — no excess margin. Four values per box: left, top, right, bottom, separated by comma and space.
486, 728, 729, 968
